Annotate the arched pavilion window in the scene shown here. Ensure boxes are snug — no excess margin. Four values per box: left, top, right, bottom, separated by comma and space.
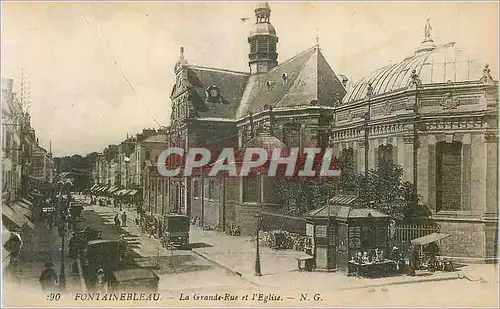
436, 141, 462, 212
377, 144, 394, 167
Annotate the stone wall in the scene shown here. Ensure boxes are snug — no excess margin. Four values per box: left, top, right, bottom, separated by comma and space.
436, 220, 485, 259
235, 203, 260, 235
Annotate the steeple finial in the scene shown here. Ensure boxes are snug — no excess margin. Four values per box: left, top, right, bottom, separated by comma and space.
424, 18, 433, 41
175, 46, 188, 73
315, 28, 320, 47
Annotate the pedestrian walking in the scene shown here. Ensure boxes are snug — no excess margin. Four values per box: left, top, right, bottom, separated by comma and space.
39, 262, 59, 292
95, 268, 107, 293
118, 235, 128, 262
47, 212, 54, 230
121, 212, 127, 227
68, 232, 79, 273
5, 256, 21, 284
407, 244, 419, 276
114, 214, 121, 227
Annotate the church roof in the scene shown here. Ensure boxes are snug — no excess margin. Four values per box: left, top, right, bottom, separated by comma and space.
186, 66, 249, 119
143, 134, 166, 144
236, 46, 346, 118
344, 41, 487, 103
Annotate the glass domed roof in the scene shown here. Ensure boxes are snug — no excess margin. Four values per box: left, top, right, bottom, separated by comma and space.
344, 42, 487, 103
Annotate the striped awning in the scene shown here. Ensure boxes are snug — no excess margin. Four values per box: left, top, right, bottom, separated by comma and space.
9, 201, 32, 219
128, 189, 139, 196
411, 233, 451, 246
329, 195, 358, 205
114, 189, 126, 196
2, 205, 34, 230
90, 184, 98, 190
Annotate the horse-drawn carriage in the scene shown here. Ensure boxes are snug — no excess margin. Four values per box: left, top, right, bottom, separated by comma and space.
69, 202, 84, 222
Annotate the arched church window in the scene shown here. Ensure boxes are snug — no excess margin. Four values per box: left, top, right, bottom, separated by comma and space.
436, 141, 462, 212
377, 144, 393, 167
243, 172, 261, 203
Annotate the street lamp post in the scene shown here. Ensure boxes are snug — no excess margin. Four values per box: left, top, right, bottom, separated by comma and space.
254, 212, 262, 276
58, 199, 67, 291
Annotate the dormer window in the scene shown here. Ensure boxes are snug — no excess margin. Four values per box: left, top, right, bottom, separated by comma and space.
206, 85, 221, 103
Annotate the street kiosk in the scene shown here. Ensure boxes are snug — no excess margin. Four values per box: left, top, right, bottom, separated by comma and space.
306, 195, 392, 274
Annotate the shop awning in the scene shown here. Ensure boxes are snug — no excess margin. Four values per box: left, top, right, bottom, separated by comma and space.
90, 184, 98, 190
411, 233, 451, 246
2, 205, 30, 230
109, 186, 119, 193
128, 189, 138, 196
2, 224, 11, 246
2, 224, 10, 261
118, 189, 129, 196
9, 202, 32, 219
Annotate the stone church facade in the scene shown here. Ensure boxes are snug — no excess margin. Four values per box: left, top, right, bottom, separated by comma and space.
158, 2, 497, 262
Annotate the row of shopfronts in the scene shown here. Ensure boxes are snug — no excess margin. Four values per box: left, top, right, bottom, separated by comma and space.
89, 184, 141, 205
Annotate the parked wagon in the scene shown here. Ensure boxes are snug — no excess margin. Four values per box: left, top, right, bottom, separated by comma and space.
410, 232, 455, 272
70, 203, 84, 221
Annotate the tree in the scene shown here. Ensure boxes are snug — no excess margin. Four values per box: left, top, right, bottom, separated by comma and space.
356, 161, 431, 222
274, 176, 336, 216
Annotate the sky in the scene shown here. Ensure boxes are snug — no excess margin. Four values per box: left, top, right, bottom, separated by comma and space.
1, 1, 498, 157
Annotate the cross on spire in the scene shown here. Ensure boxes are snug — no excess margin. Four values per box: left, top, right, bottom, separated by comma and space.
315, 28, 320, 47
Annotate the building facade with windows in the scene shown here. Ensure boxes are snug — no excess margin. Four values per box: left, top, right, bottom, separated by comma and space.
330, 32, 498, 261
166, 2, 345, 234
158, 2, 498, 261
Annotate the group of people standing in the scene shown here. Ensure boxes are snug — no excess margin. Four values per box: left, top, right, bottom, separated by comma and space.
114, 212, 128, 227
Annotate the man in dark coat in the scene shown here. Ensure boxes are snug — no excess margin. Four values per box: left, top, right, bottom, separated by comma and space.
68, 233, 80, 273
407, 244, 419, 276
39, 262, 59, 292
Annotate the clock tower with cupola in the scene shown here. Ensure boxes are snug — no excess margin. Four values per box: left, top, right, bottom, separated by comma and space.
248, 2, 278, 74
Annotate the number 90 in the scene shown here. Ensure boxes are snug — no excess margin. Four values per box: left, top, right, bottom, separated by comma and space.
47, 293, 61, 301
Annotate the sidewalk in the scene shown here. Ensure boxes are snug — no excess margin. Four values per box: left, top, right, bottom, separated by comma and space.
87, 204, 170, 260
4, 220, 84, 297
189, 226, 499, 292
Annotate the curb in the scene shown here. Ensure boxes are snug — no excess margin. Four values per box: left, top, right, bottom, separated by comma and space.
338, 274, 460, 291
191, 249, 259, 286
192, 248, 466, 291
76, 258, 87, 293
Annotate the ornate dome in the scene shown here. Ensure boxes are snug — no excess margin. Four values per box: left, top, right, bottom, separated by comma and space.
249, 22, 277, 37
344, 41, 489, 103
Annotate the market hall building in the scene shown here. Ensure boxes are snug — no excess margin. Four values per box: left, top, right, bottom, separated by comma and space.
159, 2, 498, 263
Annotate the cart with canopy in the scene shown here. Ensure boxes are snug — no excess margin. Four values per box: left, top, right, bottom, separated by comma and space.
410, 232, 454, 272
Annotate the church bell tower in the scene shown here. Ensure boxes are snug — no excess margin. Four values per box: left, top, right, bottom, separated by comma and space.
248, 2, 278, 74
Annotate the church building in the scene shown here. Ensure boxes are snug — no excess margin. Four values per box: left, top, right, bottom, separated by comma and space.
157, 2, 498, 262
